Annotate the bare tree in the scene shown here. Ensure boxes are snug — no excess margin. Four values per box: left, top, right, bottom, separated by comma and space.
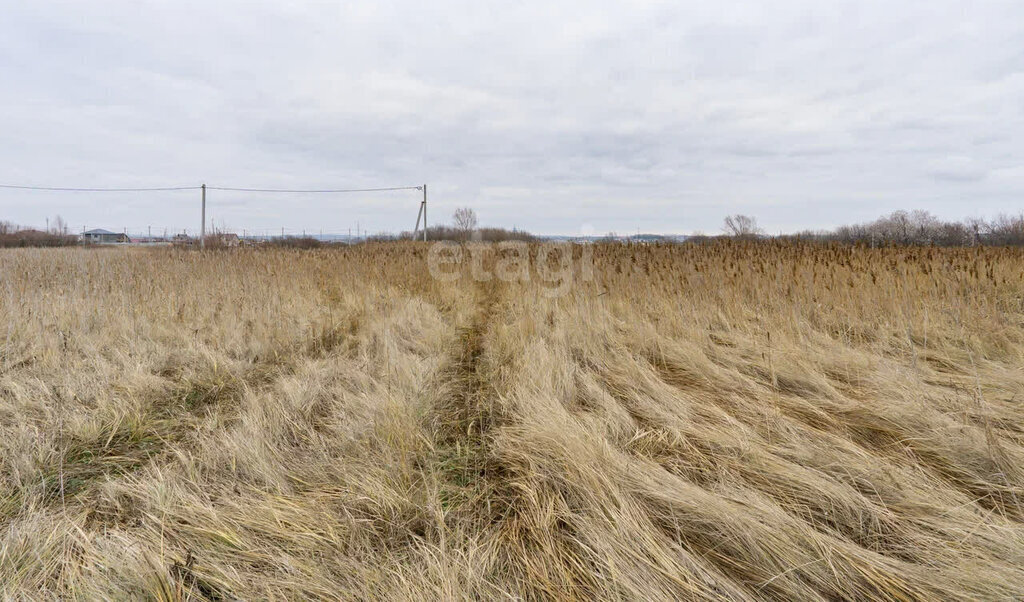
722, 214, 763, 238
53, 215, 68, 236
453, 207, 478, 237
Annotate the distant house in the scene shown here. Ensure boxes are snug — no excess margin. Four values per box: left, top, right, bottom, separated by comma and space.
172, 233, 193, 246
82, 229, 129, 244
214, 233, 240, 247
628, 234, 667, 244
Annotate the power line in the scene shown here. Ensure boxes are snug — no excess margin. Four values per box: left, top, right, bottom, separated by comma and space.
206, 185, 423, 193
0, 184, 201, 192
0, 183, 423, 193
1, 181, 429, 241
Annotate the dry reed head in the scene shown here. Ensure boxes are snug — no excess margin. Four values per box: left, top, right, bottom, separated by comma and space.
1, 242, 1023, 600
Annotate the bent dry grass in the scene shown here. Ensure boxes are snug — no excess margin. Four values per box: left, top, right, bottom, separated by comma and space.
1, 242, 1024, 600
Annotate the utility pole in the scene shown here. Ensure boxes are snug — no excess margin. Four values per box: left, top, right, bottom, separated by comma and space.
200, 184, 206, 249
412, 184, 429, 241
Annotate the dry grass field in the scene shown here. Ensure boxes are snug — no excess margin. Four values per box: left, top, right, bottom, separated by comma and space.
2, 242, 1024, 600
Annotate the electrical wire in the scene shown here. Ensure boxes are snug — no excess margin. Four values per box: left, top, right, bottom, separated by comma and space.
206, 185, 422, 193
0, 183, 422, 193
0, 184, 201, 192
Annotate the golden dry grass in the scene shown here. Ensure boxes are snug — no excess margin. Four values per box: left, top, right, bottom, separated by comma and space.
2, 241, 1024, 600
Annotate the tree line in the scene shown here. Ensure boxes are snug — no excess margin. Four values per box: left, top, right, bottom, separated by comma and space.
715, 211, 1024, 246
5, 208, 1024, 248
0, 217, 78, 248
792, 210, 1024, 246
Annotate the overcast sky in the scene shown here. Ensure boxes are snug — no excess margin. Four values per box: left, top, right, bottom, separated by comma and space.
1, 1, 1022, 235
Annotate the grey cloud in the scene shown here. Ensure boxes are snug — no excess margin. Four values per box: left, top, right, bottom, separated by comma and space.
929, 156, 989, 182
1, 1, 1023, 235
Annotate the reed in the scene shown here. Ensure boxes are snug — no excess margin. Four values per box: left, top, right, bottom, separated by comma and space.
1, 242, 1023, 600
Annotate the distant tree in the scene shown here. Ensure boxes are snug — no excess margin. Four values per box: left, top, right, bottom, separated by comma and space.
52, 215, 68, 236
722, 214, 763, 238
453, 207, 478, 237
0, 219, 78, 247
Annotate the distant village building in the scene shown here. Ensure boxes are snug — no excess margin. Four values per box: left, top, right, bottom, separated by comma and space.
216, 233, 240, 247
82, 229, 129, 244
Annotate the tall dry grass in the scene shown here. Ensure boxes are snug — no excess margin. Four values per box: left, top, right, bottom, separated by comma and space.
1, 241, 1023, 600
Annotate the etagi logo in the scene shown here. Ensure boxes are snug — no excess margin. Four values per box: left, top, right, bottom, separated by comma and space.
427, 241, 593, 297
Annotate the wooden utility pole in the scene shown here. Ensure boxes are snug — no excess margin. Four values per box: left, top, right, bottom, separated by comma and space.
412, 184, 428, 241
200, 184, 206, 249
